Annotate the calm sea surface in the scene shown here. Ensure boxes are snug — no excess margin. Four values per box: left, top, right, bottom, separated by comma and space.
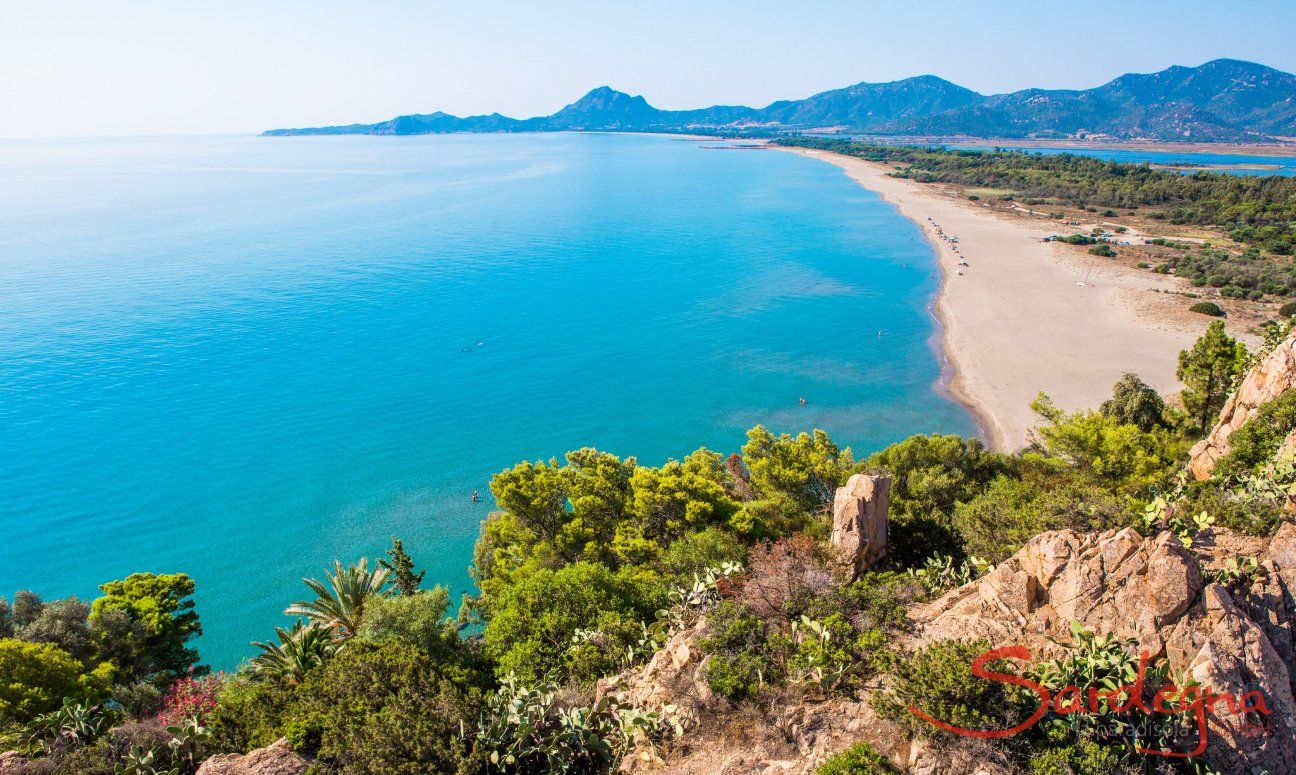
0, 132, 974, 667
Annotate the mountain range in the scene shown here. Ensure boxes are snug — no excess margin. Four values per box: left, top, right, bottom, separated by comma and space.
264, 59, 1296, 142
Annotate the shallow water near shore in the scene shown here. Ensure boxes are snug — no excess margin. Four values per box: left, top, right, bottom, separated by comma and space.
0, 132, 974, 667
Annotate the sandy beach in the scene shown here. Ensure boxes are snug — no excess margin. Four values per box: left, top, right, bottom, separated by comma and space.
779, 147, 1233, 451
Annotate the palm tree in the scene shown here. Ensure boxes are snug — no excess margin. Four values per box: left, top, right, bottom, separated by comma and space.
285, 558, 390, 641
250, 621, 335, 684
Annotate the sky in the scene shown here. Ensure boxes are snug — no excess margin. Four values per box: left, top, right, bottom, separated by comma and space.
2, 0, 1295, 138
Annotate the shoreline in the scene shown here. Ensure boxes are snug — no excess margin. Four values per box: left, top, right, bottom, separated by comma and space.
776, 146, 1211, 451
922, 286, 1001, 449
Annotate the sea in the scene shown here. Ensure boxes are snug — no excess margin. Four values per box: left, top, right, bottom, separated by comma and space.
0, 132, 978, 668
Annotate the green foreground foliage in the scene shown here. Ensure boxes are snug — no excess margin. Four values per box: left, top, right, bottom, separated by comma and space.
5, 321, 1292, 773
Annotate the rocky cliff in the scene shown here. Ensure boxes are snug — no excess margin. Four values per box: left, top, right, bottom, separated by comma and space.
611, 523, 1296, 773
1189, 333, 1296, 479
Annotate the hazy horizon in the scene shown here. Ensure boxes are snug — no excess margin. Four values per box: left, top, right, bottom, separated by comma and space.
3, 0, 1295, 139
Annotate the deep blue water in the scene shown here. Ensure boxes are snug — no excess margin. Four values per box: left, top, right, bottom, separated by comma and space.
0, 132, 974, 668
948, 143, 1296, 177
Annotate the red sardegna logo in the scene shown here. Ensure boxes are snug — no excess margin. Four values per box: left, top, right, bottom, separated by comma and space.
908, 646, 1273, 757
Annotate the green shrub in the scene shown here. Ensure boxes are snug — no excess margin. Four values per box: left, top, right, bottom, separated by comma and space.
865, 435, 1009, 566
1057, 234, 1097, 245
1088, 244, 1115, 257
1280, 301, 1296, 318
1098, 373, 1169, 433
703, 651, 770, 701
816, 741, 897, 774
288, 640, 474, 775
699, 601, 771, 700
659, 527, 747, 580
742, 426, 855, 513
205, 676, 296, 754
1028, 739, 1126, 775
1215, 391, 1296, 477
967, 194, 980, 201
354, 587, 489, 693
953, 475, 1130, 562
0, 639, 91, 726
472, 675, 664, 774
872, 639, 1030, 740
482, 562, 667, 683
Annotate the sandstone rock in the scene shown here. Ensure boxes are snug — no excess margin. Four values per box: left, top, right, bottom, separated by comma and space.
620, 696, 909, 775
1187, 585, 1296, 774
619, 523, 1296, 773
915, 528, 1202, 660
830, 473, 890, 579
196, 738, 311, 775
1189, 330, 1296, 480
607, 620, 711, 723
1237, 522, 1296, 674
914, 526, 1296, 773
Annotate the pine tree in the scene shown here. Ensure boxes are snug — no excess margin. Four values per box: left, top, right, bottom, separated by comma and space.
1177, 321, 1249, 434
380, 538, 424, 596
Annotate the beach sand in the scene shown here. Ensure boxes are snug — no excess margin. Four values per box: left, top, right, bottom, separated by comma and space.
780, 147, 1234, 451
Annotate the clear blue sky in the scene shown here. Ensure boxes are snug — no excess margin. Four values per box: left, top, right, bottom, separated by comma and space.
3, 0, 1294, 138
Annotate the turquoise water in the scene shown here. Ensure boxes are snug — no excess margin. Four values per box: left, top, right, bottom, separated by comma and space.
0, 132, 974, 668
948, 143, 1296, 177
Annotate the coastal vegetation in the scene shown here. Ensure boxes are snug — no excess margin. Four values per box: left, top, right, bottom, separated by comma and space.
774, 137, 1296, 260
4, 322, 1296, 773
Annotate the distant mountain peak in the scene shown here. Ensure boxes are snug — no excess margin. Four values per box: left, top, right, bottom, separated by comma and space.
557, 87, 656, 113
263, 59, 1296, 142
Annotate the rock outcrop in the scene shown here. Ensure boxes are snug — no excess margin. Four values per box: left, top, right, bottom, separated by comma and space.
914, 528, 1203, 660
0, 753, 24, 775
917, 526, 1296, 774
612, 621, 713, 726
617, 525, 1296, 773
1189, 332, 1296, 479
830, 473, 890, 579
195, 738, 311, 775
608, 619, 910, 773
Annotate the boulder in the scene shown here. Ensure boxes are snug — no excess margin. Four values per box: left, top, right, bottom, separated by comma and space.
608, 620, 712, 721
196, 738, 311, 775
0, 752, 25, 775
1189, 331, 1296, 480
830, 474, 890, 579
915, 528, 1203, 660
